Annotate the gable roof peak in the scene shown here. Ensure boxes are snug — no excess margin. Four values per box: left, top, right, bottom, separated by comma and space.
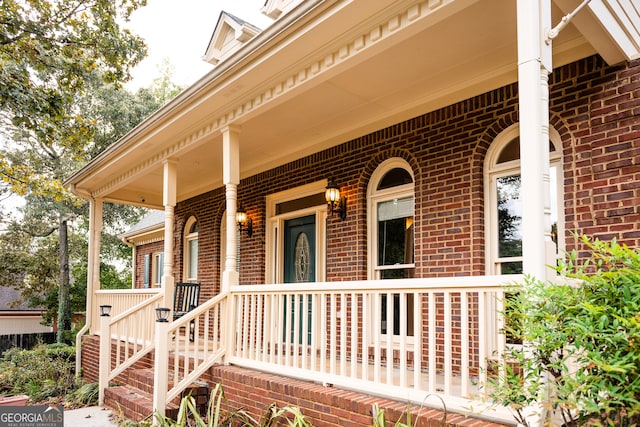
202, 10, 262, 66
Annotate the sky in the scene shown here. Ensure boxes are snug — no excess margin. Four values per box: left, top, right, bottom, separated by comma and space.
125, 0, 274, 89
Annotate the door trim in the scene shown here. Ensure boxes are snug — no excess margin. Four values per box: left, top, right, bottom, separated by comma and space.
265, 180, 328, 284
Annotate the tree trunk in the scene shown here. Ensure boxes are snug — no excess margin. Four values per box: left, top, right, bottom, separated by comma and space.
57, 215, 71, 344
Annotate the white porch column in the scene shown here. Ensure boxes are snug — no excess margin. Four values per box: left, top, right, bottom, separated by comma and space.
517, 0, 555, 281
517, 3, 554, 427
221, 125, 241, 292
76, 197, 102, 374
87, 198, 103, 330
162, 160, 177, 307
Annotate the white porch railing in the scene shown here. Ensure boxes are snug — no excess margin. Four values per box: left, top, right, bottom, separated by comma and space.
226, 275, 518, 421
97, 276, 519, 423
152, 292, 227, 413
98, 291, 163, 405
93, 289, 161, 334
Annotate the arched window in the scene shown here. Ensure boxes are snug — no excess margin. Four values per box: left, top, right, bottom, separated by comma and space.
184, 216, 199, 282
484, 124, 564, 274
368, 159, 415, 279
368, 158, 415, 338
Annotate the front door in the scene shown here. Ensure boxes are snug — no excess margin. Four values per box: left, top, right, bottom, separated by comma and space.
283, 215, 315, 344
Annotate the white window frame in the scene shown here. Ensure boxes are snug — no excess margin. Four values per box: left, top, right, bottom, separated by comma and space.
152, 252, 164, 287
367, 158, 415, 344
367, 158, 415, 279
183, 216, 199, 282
484, 124, 565, 275
143, 253, 151, 288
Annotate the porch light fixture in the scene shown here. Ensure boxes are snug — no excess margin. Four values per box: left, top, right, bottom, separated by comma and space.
325, 178, 347, 221
99, 305, 112, 317
236, 205, 253, 238
155, 307, 171, 323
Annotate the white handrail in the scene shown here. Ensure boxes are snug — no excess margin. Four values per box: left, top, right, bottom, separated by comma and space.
107, 293, 164, 381
158, 292, 228, 405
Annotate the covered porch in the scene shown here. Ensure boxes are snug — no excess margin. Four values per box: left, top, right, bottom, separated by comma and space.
65, 0, 639, 425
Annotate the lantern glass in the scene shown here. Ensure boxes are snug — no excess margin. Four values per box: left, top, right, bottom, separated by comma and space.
236, 209, 247, 226
325, 184, 340, 204
155, 307, 171, 322
99, 305, 112, 317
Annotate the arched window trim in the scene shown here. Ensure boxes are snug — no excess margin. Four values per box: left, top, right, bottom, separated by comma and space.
367, 158, 415, 280
367, 158, 416, 343
183, 216, 199, 282
483, 124, 564, 275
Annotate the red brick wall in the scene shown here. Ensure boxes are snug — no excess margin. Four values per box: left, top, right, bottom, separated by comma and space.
552, 56, 640, 252
80, 335, 154, 385
134, 240, 164, 289
171, 55, 640, 290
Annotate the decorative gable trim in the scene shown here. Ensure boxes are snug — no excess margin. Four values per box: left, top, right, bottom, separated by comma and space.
203, 11, 261, 66
261, 0, 304, 20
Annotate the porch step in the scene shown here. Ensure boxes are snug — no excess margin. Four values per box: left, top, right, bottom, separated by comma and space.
104, 369, 209, 423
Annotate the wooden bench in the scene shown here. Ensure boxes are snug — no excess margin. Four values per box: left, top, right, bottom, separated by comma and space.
173, 282, 200, 340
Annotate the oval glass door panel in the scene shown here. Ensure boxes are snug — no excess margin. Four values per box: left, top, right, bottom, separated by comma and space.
294, 233, 311, 282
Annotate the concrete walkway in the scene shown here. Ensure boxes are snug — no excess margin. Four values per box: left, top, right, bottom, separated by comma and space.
64, 406, 119, 427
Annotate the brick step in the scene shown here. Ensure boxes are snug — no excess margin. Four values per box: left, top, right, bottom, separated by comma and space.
128, 367, 155, 395
104, 384, 169, 422
104, 369, 210, 423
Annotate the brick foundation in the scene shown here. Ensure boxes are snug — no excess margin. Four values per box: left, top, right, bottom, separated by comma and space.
82, 336, 511, 426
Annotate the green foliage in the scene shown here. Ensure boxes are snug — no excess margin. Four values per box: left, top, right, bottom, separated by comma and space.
121, 384, 312, 427
0, 0, 147, 147
372, 403, 414, 427
371, 394, 447, 427
0, 343, 79, 401
489, 236, 640, 426
70, 382, 99, 406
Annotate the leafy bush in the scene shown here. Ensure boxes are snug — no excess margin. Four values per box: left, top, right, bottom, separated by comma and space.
490, 236, 640, 426
144, 383, 312, 427
0, 343, 80, 402
70, 382, 99, 406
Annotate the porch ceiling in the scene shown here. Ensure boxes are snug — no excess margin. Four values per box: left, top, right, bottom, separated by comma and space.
66, 0, 628, 209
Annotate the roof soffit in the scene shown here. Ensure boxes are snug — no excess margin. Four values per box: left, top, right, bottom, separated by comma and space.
68, 0, 604, 207
74, 0, 490, 203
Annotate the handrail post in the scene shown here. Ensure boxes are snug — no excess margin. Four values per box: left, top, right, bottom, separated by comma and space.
98, 312, 111, 406
153, 315, 170, 423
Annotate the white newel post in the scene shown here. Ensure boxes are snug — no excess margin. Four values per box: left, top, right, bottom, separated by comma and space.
222, 125, 240, 363
517, 1, 553, 426
152, 159, 176, 421
152, 318, 170, 422
98, 311, 110, 406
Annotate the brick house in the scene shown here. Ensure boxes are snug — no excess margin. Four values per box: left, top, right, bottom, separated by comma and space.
121, 210, 165, 289
65, 1, 640, 425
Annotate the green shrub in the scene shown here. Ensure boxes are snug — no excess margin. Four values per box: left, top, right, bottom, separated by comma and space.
490, 236, 640, 426
70, 382, 99, 406
0, 343, 79, 401
146, 383, 312, 427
